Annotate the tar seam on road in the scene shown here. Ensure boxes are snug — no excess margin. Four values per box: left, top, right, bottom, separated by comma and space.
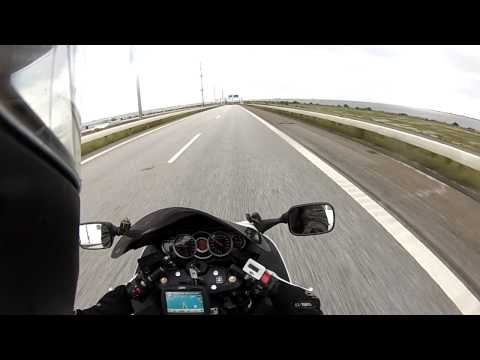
81, 115, 196, 165
168, 133, 202, 164
240, 106, 480, 315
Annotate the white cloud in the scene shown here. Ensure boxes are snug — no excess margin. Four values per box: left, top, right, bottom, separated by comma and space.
73, 45, 480, 122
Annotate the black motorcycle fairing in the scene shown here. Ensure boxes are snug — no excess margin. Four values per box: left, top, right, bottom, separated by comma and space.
130, 241, 291, 315
111, 207, 266, 259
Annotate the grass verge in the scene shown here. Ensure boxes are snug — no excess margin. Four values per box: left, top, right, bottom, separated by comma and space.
249, 105, 480, 193
249, 101, 480, 154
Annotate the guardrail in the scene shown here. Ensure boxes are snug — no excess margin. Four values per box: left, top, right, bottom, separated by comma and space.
249, 104, 480, 192
81, 103, 220, 134
81, 105, 217, 156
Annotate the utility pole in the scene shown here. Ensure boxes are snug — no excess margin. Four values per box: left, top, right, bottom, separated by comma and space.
130, 45, 143, 119
200, 62, 204, 107
221, 88, 224, 104
214, 86, 216, 104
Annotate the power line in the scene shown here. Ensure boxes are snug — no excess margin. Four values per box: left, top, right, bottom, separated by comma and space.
130, 45, 143, 119
200, 62, 204, 107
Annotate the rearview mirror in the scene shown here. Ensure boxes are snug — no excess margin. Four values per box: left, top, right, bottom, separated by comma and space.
288, 203, 335, 236
79, 222, 114, 249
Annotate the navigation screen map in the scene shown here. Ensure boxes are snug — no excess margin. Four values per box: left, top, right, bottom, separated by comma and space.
165, 291, 205, 314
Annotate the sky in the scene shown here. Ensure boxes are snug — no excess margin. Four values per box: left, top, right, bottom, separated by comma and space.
73, 45, 480, 123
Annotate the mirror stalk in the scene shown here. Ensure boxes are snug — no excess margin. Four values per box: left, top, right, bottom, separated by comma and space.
246, 212, 288, 233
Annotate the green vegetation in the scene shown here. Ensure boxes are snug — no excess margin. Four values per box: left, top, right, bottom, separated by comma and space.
248, 100, 480, 154
81, 108, 209, 156
247, 103, 480, 193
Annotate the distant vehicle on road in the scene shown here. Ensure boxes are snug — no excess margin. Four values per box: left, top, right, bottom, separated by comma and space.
227, 95, 241, 104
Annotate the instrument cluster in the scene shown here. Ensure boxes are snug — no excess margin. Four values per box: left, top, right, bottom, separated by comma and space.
162, 230, 246, 260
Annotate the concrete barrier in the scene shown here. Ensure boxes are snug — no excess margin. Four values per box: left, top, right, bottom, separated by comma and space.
250, 104, 480, 192
81, 106, 216, 156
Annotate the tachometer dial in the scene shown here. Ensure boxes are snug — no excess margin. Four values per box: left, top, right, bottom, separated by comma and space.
173, 234, 195, 259
208, 231, 233, 257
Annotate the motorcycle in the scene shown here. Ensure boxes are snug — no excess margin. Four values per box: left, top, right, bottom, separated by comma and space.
79, 202, 335, 315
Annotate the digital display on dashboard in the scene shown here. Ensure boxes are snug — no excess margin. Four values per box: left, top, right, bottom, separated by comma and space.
165, 291, 205, 314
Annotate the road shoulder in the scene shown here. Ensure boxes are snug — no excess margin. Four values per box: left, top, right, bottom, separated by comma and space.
244, 105, 480, 301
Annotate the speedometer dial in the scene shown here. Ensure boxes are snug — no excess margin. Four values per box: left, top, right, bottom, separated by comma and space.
173, 234, 195, 259
208, 231, 233, 257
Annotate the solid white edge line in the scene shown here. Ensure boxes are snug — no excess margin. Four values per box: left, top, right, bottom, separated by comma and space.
167, 133, 202, 164
81, 115, 194, 165
240, 106, 480, 315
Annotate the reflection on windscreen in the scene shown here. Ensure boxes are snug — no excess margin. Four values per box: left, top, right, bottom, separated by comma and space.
9, 45, 80, 172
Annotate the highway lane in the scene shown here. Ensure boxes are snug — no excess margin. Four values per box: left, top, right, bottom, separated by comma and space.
76, 105, 461, 314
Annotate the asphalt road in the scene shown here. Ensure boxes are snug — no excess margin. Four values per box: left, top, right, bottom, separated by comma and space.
76, 104, 473, 314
